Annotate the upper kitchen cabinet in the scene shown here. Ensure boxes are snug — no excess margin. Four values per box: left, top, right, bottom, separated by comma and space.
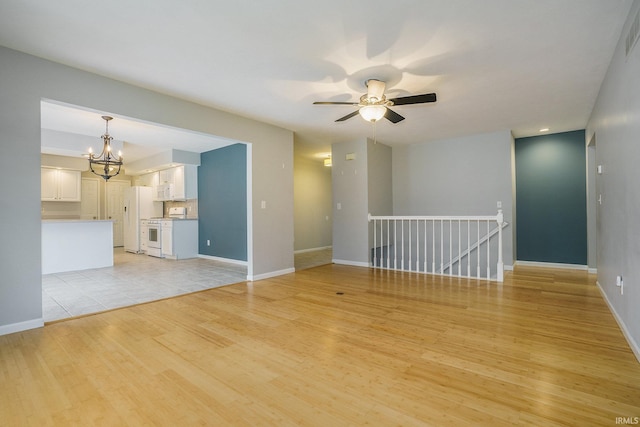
41, 167, 81, 202
155, 165, 198, 201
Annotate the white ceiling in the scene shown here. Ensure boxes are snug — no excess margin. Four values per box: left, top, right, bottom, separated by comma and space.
40, 100, 236, 163
0, 0, 634, 159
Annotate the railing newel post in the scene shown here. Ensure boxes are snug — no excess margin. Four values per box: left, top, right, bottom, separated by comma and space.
497, 209, 504, 282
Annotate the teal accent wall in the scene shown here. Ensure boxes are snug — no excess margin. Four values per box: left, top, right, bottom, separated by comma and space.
515, 130, 587, 265
198, 144, 247, 261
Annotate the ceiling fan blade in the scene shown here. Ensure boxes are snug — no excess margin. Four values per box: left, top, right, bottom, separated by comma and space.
313, 101, 359, 105
389, 93, 437, 106
384, 108, 405, 123
335, 110, 360, 122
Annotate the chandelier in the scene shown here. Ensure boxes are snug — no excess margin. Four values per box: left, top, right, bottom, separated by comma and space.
88, 115, 123, 180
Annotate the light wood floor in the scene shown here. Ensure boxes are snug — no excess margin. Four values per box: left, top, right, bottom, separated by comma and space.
2, 265, 639, 426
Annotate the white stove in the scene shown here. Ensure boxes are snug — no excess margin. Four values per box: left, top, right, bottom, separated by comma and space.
145, 219, 163, 257
144, 208, 190, 258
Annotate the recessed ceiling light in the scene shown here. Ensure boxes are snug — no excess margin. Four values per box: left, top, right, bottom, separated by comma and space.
539, 128, 549, 132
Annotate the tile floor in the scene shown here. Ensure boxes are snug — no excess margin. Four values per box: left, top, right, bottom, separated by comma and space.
42, 247, 332, 322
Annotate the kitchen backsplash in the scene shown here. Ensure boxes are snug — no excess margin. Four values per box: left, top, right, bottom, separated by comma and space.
164, 199, 198, 219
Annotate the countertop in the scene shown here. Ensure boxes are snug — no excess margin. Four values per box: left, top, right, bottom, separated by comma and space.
42, 219, 115, 223
145, 217, 198, 221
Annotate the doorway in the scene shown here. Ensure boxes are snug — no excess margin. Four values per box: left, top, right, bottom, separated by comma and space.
106, 180, 130, 247
80, 177, 100, 220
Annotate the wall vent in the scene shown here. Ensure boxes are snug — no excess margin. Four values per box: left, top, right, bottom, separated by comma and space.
626, 8, 640, 57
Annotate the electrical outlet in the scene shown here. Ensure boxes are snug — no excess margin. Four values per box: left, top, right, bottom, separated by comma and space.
207, 240, 211, 246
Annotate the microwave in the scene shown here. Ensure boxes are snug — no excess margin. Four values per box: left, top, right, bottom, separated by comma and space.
155, 183, 174, 201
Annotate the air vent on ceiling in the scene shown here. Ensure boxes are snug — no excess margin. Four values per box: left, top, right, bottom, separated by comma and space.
625, 8, 640, 57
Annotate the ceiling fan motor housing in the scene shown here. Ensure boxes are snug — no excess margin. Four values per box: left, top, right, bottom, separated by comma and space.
365, 79, 386, 103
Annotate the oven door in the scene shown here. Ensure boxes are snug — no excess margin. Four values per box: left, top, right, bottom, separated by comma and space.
147, 224, 161, 249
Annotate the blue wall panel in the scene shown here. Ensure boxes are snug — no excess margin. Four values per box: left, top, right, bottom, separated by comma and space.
198, 144, 247, 261
515, 130, 587, 265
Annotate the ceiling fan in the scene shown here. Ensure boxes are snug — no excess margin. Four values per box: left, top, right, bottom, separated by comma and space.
313, 79, 437, 123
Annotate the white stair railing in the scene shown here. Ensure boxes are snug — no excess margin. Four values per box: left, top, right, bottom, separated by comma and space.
369, 210, 506, 282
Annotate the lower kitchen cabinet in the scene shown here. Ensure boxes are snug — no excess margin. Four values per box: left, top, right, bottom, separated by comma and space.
161, 219, 198, 259
140, 220, 149, 252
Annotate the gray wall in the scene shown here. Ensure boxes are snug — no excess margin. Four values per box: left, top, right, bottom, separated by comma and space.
0, 46, 293, 334
330, 138, 394, 266
515, 130, 587, 265
392, 130, 515, 267
293, 143, 332, 251
331, 139, 370, 265
198, 144, 247, 260
367, 139, 393, 217
587, 0, 640, 357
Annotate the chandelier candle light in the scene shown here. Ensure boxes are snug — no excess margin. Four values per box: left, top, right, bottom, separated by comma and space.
88, 115, 123, 180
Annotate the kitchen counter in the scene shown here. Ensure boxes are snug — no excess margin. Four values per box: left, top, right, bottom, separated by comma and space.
42, 219, 114, 274
42, 219, 115, 223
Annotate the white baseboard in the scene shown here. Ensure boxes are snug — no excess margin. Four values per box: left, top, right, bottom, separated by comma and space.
248, 267, 295, 281
515, 260, 588, 270
588, 267, 598, 274
294, 246, 332, 254
504, 264, 514, 271
198, 254, 248, 266
596, 281, 640, 364
0, 318, 44, 336
332, 259, 370, 268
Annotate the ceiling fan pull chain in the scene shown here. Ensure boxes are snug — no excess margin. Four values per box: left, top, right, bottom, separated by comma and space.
373, 120, 377, 144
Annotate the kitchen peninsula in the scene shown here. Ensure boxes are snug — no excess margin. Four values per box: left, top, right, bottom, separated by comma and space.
42, 219, 114, 274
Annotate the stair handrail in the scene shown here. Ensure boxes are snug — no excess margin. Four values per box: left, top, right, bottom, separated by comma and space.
368, 210, 506, 282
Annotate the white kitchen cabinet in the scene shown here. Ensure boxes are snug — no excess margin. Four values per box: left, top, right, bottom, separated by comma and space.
140, 220, 149, 252
154, 165, 197, 201
161, 219, 198, 259
41, 168, 81, 202
41, 168, 59, 200
158, 168, 175, 185
176, 165, 198, 200
161, 220, 173, 257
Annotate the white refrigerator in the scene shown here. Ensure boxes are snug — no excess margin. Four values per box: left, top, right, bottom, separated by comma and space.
123, 186, 163, 253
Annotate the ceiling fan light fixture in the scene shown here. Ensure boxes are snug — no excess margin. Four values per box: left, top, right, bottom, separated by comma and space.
359, 105, 387, 122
